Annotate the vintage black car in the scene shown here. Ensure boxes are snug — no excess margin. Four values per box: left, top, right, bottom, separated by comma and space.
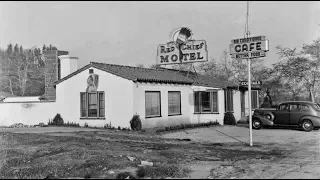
252, 101, 320, 131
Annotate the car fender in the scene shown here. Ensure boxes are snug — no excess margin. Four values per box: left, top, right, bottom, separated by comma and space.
263, 112, 275, 121
252, 114, 274, 126
299, 115, 320, 127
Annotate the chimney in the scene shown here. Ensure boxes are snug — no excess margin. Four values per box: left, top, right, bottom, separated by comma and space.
43, 50, 69, 101
58, 55, 79, 79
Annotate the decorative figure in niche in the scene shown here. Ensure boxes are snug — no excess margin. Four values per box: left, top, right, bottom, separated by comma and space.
86, 74, 99, 92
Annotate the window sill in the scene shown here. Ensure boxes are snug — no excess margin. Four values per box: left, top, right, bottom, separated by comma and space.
225, 111, 234, 113
194, 112, 220, 114
145, 115, 162, 119
80, 117, 106, 120
168, 114, 182, 116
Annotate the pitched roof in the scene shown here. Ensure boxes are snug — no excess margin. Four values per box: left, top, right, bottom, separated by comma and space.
54, 62, 237, 88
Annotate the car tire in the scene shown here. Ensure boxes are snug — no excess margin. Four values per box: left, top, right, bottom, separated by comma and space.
301, 120, 314, 132
252, 118, 262, 130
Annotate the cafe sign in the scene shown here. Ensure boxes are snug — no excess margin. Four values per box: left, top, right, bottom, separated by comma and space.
229, 36, 269, 59
156, 27, 208, 65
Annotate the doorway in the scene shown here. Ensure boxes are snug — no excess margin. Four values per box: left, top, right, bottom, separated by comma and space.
241, 91, 245, 117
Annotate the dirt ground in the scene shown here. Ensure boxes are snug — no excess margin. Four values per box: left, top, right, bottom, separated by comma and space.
0, 125, 319, 179
163, 125, 320, 179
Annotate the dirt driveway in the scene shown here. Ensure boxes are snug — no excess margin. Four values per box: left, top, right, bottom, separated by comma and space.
162, 125, 320, 178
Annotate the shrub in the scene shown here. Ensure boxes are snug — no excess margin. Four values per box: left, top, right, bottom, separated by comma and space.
84, 122, 88, 128
130, 114, 142, 131
223, 112, 237, 125
51, 113, 64, 126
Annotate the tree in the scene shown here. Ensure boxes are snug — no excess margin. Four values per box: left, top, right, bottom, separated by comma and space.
300, 37, 320, 102
273, 44, 320, 102
42, 44, 47, 54
197, 57, 222, 78
0, 44, 54, 96
170, 63, 191, 71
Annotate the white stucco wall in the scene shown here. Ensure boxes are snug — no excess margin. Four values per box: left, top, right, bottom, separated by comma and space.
133, 82, 226, 129
0, 101, 56, 126
56, 67, 134, 128
233, 90, 242, 121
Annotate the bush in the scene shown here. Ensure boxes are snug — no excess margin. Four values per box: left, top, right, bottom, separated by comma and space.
223, 112, 237, 125
49, 113, 64, 126
130, 114, 142, 131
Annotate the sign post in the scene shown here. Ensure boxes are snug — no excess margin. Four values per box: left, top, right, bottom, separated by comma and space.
248, 58, 252, 147
230, 35, 269, 147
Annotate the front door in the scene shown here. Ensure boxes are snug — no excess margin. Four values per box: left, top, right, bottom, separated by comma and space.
274, 104, 290, 125
289, 104, 304, 125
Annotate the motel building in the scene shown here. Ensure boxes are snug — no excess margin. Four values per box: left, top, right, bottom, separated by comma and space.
0, 50, 260, 129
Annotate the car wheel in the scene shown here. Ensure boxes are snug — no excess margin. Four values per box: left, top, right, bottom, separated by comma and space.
252, 118, 262, 130
301, 120, 314, 132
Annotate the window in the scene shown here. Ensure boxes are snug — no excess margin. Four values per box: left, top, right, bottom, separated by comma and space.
251, 90, 258, 109
312, 104, 320, 111
225, 89, 233, 112
201, 92, 211, 112
302, 105, 310, 111
279, 104, 289, 111
145, 91, 161, 117
80, 91, 105, 118
290, 104, 300, 112
168, 91, 181, 115
194, 91, 219, 113
194, 92, 200, 113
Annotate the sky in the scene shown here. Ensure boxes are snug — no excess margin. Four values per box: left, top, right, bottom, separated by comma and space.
0, 1, 319, 68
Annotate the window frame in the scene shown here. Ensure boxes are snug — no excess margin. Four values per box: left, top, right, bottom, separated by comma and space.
145, 91, 161, 118
194, 91, 219, 114
80, 91, 105, 119
168, 91, 182, 116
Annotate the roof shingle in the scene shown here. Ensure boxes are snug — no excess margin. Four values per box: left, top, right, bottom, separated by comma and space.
54, 62, 237, 88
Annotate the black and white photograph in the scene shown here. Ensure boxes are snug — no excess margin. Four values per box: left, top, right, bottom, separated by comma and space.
0, 1, 320, 179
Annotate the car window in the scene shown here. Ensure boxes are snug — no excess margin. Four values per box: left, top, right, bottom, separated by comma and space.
279, 104, 289, 111
301, 105, 310, 111
312, 104, 320, 111
290, 104, 300, 112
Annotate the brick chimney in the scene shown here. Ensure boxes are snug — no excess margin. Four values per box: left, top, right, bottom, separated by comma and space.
43, 50, 69, 101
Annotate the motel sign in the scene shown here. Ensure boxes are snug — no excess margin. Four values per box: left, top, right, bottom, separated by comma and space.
157, 27, 208, 65
157, 40, 208, 65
